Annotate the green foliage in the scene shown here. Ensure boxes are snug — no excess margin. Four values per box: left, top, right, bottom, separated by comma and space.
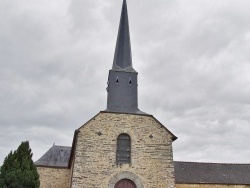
0, 141, 40, 188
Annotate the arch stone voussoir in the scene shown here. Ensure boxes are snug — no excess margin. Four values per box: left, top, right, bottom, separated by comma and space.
108, 171, 144, 188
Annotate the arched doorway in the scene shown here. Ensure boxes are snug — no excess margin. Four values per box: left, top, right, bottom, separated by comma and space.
115, 179, 136, 188
108, 171, 144, 188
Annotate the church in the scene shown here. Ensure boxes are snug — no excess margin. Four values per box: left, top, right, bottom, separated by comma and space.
35, 1, 250, 187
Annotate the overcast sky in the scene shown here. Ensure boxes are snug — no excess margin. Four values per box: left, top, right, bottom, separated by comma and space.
1, 0, 250, 165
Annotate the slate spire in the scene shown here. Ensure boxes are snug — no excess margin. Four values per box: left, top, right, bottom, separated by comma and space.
105, 0, 145, 114
112, 0, 135, 72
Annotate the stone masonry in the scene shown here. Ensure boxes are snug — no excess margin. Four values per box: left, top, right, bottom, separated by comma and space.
37, 167, 70, 188
71, 111, 176, 188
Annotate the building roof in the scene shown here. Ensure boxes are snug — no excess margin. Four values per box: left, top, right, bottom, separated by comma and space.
35, 146, 250, 185
35, 145, 71, 167
112, 0, 135, 72
174, 161, 250, 185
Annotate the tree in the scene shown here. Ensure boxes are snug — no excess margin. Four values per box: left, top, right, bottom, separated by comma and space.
0, 141, 40, 188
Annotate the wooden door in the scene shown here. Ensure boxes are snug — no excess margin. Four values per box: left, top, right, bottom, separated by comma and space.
115, 179, 136, 188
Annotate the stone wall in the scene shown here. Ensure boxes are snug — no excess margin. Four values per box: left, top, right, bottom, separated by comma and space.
71, 112, 176, 188
37, 167, 70, 188
176, 184, 250, 188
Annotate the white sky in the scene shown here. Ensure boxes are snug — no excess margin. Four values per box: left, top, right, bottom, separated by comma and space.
1, 0, 250, 165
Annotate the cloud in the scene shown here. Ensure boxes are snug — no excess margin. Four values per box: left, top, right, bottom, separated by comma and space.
0, 0, 250, 165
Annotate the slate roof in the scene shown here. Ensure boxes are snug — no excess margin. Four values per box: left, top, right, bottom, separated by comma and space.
112, 0, 135, 72
174, 161, 250, 185
35, 145, 71, 167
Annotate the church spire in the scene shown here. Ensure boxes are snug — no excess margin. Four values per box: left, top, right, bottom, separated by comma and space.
105, 0, 145, 114
112, 0, 135, 72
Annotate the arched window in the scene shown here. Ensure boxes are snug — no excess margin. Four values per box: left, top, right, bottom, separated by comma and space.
116, 134, 131, 164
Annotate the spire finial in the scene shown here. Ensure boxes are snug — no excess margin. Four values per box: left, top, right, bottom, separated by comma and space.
112, 0, 133, 71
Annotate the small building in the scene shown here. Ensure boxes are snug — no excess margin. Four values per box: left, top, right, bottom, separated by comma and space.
35, 1, 250, 187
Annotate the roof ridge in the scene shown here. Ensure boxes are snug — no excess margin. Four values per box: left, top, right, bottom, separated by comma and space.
53, 145, 71, 147
174, 161, 250, 165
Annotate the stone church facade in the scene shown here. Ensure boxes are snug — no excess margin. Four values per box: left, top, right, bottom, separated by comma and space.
70, 112, 176, 187
35, 0, 250, 187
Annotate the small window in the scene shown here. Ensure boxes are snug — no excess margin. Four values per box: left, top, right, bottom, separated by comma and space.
116, 134, 131, 164
129, 78, 132, 85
